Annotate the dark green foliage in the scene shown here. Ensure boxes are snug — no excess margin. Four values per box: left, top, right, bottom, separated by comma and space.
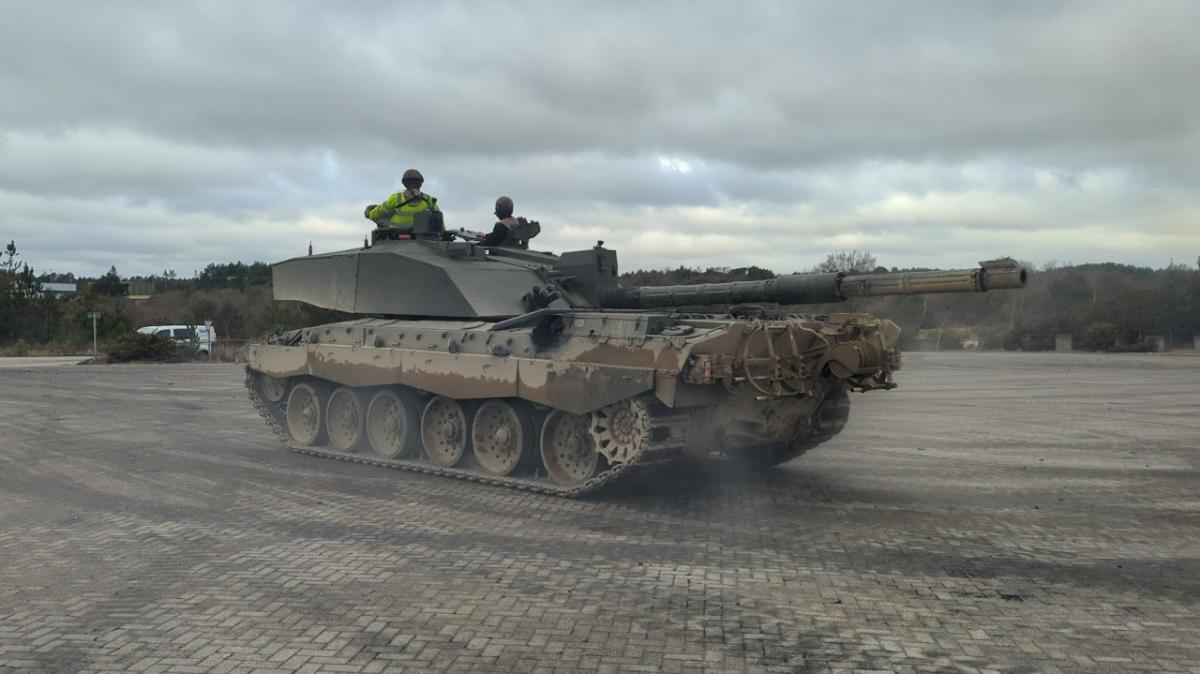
936, 332, 964, 350
621, 259, 1200, 351
980, 330, 1006, 351
979, 323, 1056, 352
0, 241, 44, 343
621, 265, 776, 287
1107, 342, 1155, 353
1078, 322, 1120, 352
187, 299, 220, 326
91, 266, 126, 296
195, 262, 272, 290
812, 250, 878, 273
106, 333, 188, 363
255, 301, 351, 335
1, 244, 1198, 354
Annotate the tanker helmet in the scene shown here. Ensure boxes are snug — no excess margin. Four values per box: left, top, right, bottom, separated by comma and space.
401, 168, 424, 188
494, 196, 514, 219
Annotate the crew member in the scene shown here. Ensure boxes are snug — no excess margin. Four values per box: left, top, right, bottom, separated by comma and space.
480, 196, 519, 246
363, 169, 440, 232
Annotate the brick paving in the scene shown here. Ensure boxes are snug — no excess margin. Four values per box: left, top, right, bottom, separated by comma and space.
0, 353, 1197, 673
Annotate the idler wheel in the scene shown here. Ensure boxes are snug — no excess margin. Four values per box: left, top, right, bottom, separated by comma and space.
757, 384, 852, 467
540, 410, 600, 486
285, 382, 327, 447
812, 383, 850, 437
471, 400, 535, 477
421, 396, 472, 467
365, 388, 422, 459
589, 398, 651, 466
325, 387, 365, 452
258, 374, 289, 403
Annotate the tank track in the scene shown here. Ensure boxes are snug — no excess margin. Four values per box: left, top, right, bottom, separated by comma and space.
766, 384, 850, 465
243, 367, 645, 497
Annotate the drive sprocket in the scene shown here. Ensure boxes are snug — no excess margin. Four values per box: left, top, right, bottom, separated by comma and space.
589, 398, 652, 466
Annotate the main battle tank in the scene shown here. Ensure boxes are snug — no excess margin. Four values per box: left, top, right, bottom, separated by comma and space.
245, 219, 1026, 496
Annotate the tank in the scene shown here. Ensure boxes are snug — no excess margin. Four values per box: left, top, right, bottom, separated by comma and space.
245, 223, 1027, 496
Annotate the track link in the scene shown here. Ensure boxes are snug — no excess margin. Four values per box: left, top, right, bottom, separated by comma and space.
244, 368, 644, 497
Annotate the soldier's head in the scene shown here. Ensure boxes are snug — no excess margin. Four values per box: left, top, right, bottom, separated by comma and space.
494, 196, 514, 219
401, 168, 424, 190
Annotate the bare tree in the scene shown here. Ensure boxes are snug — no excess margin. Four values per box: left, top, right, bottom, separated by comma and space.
812, 249, 877, 274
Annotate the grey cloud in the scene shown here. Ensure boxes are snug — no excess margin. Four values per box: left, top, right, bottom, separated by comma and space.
4, 2, 1198, 173
1, 1, 1198, 278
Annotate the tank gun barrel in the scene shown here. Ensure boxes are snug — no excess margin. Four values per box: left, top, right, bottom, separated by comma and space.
838, 258, 1027, 298
599, 258, 1026, 310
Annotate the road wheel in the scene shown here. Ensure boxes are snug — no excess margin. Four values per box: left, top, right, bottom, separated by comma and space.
286, 382, 327, 447
365, 388, 422, 459
472, 400, 535, 476
540, 410, 600, 486
325, 386, 365, 452
421, 396, 472, 467
258, 374, 288, 403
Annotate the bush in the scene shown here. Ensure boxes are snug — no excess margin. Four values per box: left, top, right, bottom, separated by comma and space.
981, 331, 1007, 350
105, 333, 190, 363
0, 340, 30, 357
1108, 342, 1155, 353
1077, 322, 1120, 352
0, 341, 83, 357
997, 323, 1056, 351
937, 332, 965, 350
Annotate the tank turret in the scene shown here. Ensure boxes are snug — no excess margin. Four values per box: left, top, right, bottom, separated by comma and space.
272, 236, 1026, 319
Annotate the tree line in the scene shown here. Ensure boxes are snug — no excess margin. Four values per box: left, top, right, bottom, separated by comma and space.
620, 251, 1200, 350
2, 242, 1197, 354
0, 243, 330, 354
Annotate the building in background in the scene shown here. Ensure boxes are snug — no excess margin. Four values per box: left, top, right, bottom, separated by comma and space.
39, 282, 77, 296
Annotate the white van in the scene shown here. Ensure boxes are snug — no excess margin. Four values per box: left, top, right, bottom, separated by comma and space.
135, 324, 217, 355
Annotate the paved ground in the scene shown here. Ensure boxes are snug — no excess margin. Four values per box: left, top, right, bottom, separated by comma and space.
0, 356, 91, 369
1, 353, 1198, 674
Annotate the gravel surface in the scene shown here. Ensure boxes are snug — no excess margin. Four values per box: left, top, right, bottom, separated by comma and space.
1, 352, 1197, 673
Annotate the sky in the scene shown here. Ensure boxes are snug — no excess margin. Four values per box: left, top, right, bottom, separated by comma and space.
1, 1, 1198, 278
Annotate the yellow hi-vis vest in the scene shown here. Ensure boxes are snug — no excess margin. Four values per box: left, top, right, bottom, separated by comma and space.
369, 191, 440, 231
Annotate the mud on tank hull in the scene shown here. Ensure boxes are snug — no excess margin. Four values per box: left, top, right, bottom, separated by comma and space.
245, 310, 899, 496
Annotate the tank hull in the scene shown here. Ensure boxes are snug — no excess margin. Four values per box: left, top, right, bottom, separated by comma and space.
245, 310, 895, 495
